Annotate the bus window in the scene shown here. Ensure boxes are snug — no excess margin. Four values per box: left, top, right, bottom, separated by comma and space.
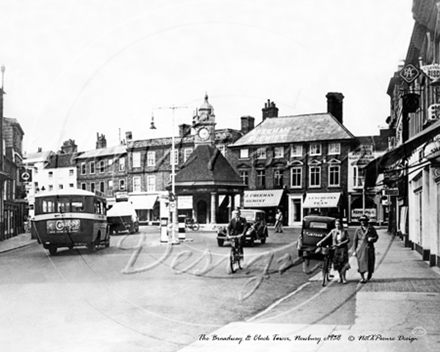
94, 200, 102, 214
42, 199, 56, 213
71, 199, 85, 212
57, 198, 70, 213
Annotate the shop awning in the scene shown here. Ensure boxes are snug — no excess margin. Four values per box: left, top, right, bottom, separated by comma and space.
129, 195, 158, 210
364, 120, 440, 188
244, 189, 283, 208
303, 192, 341, 208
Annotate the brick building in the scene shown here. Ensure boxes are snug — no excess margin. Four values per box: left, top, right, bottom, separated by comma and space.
229, 94, 357, 226
75, 134, 127, 205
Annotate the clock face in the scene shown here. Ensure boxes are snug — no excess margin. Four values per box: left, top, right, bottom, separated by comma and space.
198, 127, 210, 141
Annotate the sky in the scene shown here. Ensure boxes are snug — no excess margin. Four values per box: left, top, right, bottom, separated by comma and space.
0, 0, 414, 154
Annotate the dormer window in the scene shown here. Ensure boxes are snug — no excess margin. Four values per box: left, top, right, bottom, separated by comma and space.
310, 143, 321, 156
256, 147, 266, 159
328, 142, 341, 155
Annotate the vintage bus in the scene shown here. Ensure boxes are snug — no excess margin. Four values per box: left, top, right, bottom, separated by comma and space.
33, 189, 109, 255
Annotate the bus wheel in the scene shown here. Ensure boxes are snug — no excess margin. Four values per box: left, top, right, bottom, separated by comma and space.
48, 246, 57, 255
105, 227, 110, 248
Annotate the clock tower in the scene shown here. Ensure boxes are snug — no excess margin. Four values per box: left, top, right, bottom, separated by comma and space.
193, 93, 216, 146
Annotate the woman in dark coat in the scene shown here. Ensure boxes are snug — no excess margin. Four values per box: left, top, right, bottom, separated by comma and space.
352, 215, 379, 283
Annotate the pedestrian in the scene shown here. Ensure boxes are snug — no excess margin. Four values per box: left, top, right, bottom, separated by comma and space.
352, 214, 379, 283
274, 208, 283, 233
317, 219, 350, 283
227, 209, 248, 256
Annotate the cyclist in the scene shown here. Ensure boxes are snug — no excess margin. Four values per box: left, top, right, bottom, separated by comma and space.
227, 208, 247, 256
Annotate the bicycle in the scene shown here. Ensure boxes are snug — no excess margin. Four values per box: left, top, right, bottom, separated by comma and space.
185, 218, 200, 231
317, 245, 335, 287
228, 234, 244, 273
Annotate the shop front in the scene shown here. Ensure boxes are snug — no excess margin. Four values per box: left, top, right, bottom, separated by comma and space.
128, 193, 160, 224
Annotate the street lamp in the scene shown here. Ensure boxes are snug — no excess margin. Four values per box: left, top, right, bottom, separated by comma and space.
154, 105, 194, 245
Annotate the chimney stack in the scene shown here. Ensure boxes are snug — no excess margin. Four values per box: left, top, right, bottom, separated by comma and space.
262, 99, 279, 120
326, 92, 344, 124
241, 116, 255, 135
60, 139, 78, 154
96, 133, 107, 149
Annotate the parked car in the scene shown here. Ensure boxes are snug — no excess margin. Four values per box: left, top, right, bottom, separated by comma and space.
107, 201, 139, 235
297, 215, 336, 259
217, 209, 268, 247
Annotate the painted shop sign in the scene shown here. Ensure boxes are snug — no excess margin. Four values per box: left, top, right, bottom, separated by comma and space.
253, 127, 291, 143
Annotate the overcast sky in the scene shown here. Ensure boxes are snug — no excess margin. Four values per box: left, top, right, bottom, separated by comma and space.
1, 0, 414, 154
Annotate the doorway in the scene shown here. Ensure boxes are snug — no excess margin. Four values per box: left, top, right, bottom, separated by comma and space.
197, 200, 208, 224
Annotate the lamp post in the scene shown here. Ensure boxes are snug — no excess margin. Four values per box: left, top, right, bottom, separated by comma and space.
0, 65, 5, 240
154, 105, 193, 245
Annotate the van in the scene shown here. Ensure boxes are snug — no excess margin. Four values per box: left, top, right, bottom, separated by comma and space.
107, 201, 139, 235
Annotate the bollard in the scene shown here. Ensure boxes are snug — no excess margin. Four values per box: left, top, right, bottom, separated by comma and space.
178, 215, 186, 240
160, 218, 168, 243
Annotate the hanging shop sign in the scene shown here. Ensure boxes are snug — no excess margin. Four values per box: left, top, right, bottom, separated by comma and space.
399, 64, 420, 84
384, 188, 399, 196
421, 64, 440, 80
428, 104, 440, 122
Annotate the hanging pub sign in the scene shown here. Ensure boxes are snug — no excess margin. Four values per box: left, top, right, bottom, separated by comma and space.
20, 169, 32, 183
399, 64, 420, 84
421, 63, 440, 80
428, 104, 440, 121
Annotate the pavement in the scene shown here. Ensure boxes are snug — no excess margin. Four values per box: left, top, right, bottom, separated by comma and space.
0, 232, 35, 253
178, 227, 440, 352
2, 228, 440, 352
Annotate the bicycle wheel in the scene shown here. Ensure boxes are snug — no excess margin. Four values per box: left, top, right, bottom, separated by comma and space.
191, 223, 200, 231
237, 250, 243, 270
230, 250, 237, 273
322, 256, 329, 286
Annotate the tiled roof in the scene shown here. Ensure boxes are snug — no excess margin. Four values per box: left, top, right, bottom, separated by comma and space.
23, 150, 55, 164
44, 153, 78, 169
356, 136, 389, 152
129, 136, 194, 149
128, 128, 241, 149
75, 145, 127, 159
175, 144, 243, 186
230, 113, 355, 147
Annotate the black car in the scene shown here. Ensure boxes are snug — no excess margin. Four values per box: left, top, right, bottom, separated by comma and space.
217, 209, 268, 247
297, 215, 336, 259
